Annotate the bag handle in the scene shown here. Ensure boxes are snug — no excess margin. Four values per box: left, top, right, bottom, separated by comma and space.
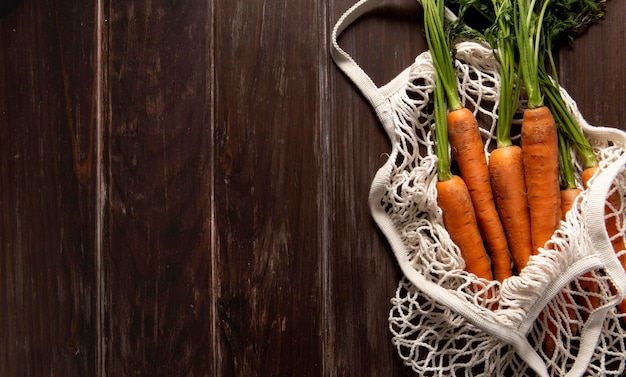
331, 0, 460, 110
586, 144, 626, 294
330, 0, 387, 109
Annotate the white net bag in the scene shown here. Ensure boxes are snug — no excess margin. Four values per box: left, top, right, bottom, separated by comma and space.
331, 1, 626, 376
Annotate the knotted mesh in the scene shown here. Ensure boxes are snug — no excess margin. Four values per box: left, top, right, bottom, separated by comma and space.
379, 41, 626, 376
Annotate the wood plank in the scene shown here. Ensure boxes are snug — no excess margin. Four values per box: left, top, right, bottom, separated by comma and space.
558, 0, 626, 130
212, 1, 324, 375
0, 1, 98, 375
104, 1, 213, 375
327, 1, 426, 375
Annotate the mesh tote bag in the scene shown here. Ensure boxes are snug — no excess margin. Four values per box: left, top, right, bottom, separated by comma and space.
331, 0, 626, 376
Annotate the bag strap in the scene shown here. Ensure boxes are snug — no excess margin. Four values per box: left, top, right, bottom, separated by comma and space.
586, 144, 626, 293
331, 0, 459, 120
330, 0, 388, 110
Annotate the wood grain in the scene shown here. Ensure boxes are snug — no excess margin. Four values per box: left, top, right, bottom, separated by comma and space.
104, 1, 212, 375
558, 0, 626, 130
213, 0, 324, 375
0, 0, 625, 376
327, 1, 426, 375
0, 0, 97, 375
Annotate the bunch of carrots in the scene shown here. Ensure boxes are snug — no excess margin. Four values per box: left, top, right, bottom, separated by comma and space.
424, 0, 624, 295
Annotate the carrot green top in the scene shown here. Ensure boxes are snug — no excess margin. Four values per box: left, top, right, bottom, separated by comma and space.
514, 0, 551, 110
422, 0, 461, 181
538, 0, 606, 169
491, 0, 517, 148
423, 0, 462, 112
558, 132, 578, 191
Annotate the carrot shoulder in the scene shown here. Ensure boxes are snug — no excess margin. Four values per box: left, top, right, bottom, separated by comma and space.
437, 175, 494, 281
489, 145, 533, 273
521, 106, 562, 253
448, 108, 512, 281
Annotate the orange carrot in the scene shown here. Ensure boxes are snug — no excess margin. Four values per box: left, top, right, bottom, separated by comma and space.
540, 292, 579, 358
447, 108, 512, 281
427, 50, 493, 281
558, 132, 582, 221
541, 305, 558, 357
437, 175, 494, 281
582, 166, 626, 313
560, 189, 582, 220
521, 106, 562, 253
489, 145, 533, 274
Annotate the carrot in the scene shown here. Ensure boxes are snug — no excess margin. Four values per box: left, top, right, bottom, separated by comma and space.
582, 166, 626, 313
541, 56, 626, 315
437, 175, 494, 280
558, 132, 582, 220
512, 0, 562, 254
539, 64, 626, 337
432, 83, 493, 282
541, 306, 558, 357
560, 189, 581, 219
489, 146, 533, 273
423, 0, 509, 281
521, 106, 562, 253
424, 0, 494, 282
540, 57, 610, 316
448, 108, 512, 281
541, 293, 579, 357
458, 0, 527, 277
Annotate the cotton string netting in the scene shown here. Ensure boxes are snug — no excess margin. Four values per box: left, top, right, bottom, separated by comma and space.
331, 1, 626, 376
383, 44, 626, 376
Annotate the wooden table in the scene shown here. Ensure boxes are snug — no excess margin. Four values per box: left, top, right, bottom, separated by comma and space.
1, 0, 624, 375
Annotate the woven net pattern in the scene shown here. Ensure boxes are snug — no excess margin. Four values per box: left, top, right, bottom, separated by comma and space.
381, 41, 626, 376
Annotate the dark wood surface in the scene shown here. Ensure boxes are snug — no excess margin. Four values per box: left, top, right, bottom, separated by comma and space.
0, 0, 624, 376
